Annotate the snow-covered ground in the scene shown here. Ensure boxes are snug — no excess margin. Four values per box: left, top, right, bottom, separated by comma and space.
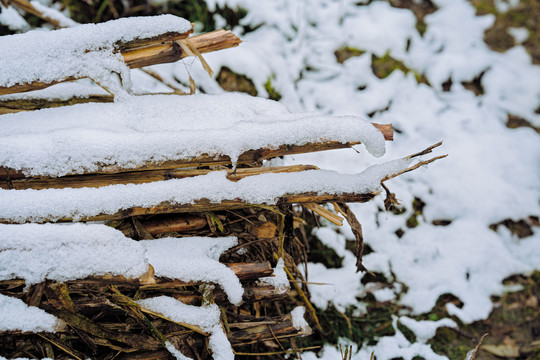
165, 0, 539, 358
1, 0, 539, 358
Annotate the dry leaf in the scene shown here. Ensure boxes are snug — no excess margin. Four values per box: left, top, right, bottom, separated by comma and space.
252, 222, 277, 239
525, 295, 538, 307
481, 344, 520, 357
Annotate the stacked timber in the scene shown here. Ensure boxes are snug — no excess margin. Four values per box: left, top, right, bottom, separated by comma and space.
0, 13, 444, 360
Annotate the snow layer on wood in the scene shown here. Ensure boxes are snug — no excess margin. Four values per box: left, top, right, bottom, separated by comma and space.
141, 237, 243, 305
0, 223, 148, 285
137, 296, 234, 360
0, 160, 411, 223
0, 294, 63, 332
291, 306, 310, 333
0, 223, 244, 305
0, 93, 386, 177
257, 258, 289, 294
0, 15, 191, 89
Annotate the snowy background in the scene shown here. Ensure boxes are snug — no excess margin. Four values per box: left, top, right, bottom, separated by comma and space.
171, 0, 540, 357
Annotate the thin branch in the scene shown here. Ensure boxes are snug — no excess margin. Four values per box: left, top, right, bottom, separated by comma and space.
406, 141, 443, 159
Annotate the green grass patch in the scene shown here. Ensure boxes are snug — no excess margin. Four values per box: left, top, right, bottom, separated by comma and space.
264, 75, 282, 101
371, 51, 428, 84
334, 46, 366, 64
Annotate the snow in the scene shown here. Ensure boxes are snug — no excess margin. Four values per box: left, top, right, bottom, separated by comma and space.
0, 4, 30, 32
291, 306, 310, 333
398, 317, 457, 343
137, 296, 234, 360
257, 258, 289, 294
0, 294, 63, 332
0, 224, 244, 305
494, 0, 520, 13
141, 237, 244, 305
507, 27, 529, 44
165, 341, 193, 360
0, 15, 191, 94
0, 161, 410, 223
0, 93, 386, 177
301, 318, 451, 360
29, 0, 78, 27
0, 223, 148, 285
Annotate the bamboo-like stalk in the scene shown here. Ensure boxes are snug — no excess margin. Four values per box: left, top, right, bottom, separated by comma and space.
123, 30, 241, 69
0, 262, 272, 292
0, 193, 376, 224
228, 315, 312, 345
69, 285, 286, 314
0, 126, 392, 183
3, 165, 318, 190
118, 214, 208, 238
0, 30, 239, 96
302, 202, 343, 226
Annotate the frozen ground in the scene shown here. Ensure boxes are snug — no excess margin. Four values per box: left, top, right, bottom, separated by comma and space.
164, 0, 539, 358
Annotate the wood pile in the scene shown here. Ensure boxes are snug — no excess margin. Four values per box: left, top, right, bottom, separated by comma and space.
0, 14, 444, 360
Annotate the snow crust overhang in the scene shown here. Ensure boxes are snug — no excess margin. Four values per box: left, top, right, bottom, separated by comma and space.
0, 93, 392, 179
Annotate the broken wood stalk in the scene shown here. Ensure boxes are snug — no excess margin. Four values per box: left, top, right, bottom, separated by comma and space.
0, 30, 239, 96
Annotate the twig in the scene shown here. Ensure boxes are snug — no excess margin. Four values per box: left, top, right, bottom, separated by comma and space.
406, 141, 443, 159
139, 68, 189, 95
382, 154, 448, 183
234, 346, 321, 356
466, 333, 489, 360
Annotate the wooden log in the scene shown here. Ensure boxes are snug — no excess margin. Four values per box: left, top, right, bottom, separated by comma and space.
0, 126, 392, 182
3, 165, 318, 190
0, 30, 238, 96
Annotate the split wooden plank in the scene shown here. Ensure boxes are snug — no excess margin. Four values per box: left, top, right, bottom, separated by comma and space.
122, 29, 241, 69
